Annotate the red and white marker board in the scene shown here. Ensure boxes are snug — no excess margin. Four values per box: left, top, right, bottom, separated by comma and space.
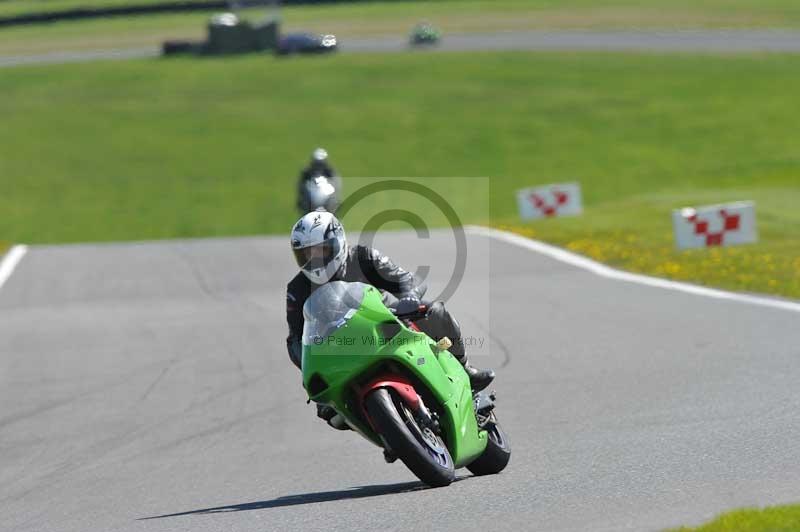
672, 201, 757, 250
516, 183, 582, 220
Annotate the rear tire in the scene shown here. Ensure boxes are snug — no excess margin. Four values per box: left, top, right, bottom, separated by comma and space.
466, 412, 511, 476
365, 388, 455, 487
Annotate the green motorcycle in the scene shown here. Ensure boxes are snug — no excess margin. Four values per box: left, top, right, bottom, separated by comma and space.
409, 22, 441, 46
302, 281, 510, 487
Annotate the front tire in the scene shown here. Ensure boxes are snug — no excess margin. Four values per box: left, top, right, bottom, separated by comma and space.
365, 388, 455, 487
466, 412, 511, 476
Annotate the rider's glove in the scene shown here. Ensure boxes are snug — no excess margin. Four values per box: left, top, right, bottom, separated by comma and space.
394, 296, 422, 316
317, 404, 336, 421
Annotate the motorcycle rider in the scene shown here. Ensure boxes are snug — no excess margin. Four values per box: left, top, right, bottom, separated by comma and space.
286, 210, 495, 424
297, 148, 341, 212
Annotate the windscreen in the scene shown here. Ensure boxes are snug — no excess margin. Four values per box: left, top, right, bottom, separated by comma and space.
302, 281, 366, 345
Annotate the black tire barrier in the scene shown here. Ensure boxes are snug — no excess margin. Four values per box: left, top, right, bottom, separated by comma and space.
0, 0, 409, 29
162, 39, 202, 55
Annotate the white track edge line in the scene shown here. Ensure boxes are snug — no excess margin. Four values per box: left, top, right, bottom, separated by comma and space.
465, 225, 800, 314
0, 245, 28, 291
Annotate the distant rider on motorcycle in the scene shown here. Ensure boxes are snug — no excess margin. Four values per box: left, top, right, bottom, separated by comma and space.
286, 210, 495, 424
296, 148, 342, 212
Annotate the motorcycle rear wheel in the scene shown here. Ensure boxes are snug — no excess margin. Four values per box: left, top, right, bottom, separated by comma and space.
365, 388, 455, 487
466, 412, 511, 476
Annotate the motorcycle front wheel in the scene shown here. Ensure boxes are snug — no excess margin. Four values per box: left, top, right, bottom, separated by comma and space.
365, 388, 455, 487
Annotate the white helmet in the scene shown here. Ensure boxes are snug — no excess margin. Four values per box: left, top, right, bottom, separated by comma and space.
291, 210, 347, 285
312, 148, 328, 163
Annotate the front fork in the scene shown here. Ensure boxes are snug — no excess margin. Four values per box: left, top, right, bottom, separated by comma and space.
416, 398, 440, 432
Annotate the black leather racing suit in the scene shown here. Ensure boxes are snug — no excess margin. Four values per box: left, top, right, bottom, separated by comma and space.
285, 244, 466, 369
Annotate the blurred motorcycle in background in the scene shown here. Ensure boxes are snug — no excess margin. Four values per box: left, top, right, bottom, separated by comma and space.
298, 173, 340, 214
410, 21, 441, 47
297, 147, 341, 214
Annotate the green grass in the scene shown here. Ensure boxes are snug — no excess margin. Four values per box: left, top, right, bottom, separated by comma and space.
3, 0, 800, 24
672, 503, 800, 531
1, 51, 798, 297
0, 0, 174, 17
4, 0, 800, 56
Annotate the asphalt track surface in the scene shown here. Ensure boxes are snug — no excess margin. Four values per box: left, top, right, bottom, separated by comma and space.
3, 29, 800, 67
1, 229, 799, 532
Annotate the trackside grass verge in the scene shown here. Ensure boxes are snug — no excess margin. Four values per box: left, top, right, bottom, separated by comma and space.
497, 185, 800, 299
4, 0, 800, 56
0, 52, 798, 298
671, 503, 800, 531
3, 0, 800, 26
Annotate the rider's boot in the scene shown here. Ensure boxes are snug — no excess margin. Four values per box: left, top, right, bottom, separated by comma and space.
317, 404, 350, 431
414, 301, 496, 392
461, 357, 495, 392
328, 414, 350, 431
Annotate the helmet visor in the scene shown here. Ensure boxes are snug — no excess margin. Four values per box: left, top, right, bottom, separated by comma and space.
293, 238, 341, 272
